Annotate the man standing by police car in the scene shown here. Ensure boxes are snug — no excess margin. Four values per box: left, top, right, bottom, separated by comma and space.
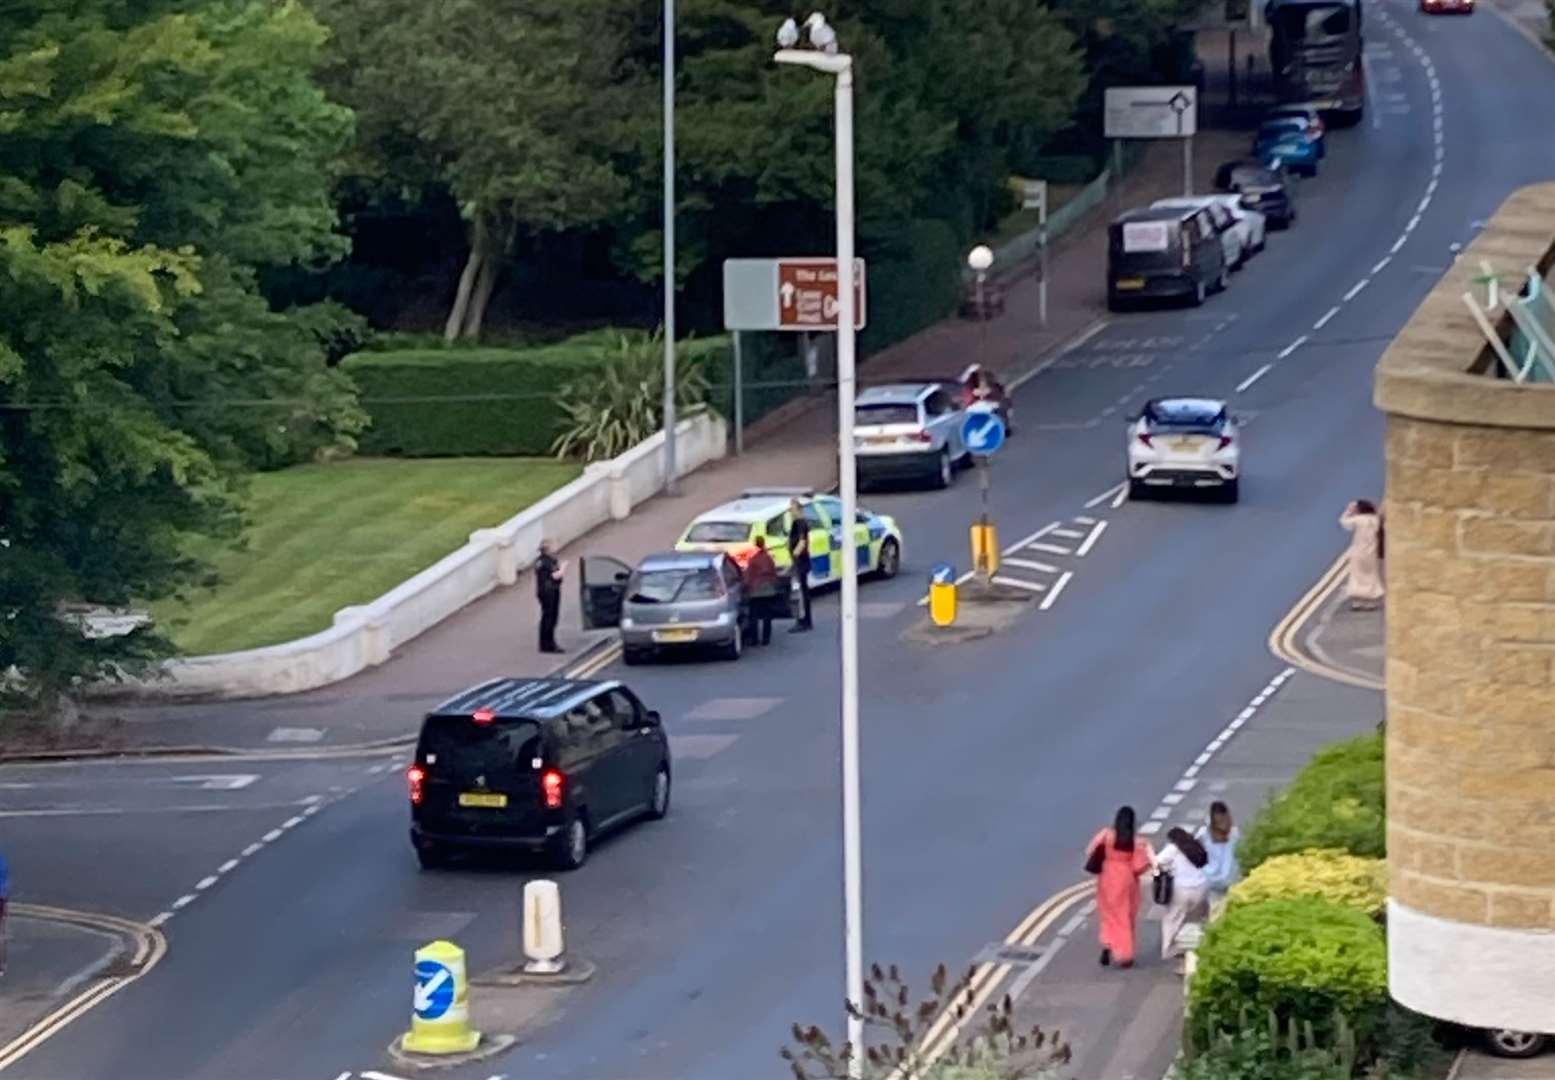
787, 500, 813, 632
535, 539, 565, 654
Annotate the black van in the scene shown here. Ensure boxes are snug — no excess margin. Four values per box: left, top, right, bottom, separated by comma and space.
407, 677, 671, 870
1107, 205, 1230, 310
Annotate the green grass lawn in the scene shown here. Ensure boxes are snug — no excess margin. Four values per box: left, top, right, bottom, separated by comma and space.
153, 457, 581, 655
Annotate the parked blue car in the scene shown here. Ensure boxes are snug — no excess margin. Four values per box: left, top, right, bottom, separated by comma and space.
1253, 118, 1321, 177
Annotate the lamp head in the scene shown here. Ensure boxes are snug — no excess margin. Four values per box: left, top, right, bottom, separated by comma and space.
967, 245, 994, 272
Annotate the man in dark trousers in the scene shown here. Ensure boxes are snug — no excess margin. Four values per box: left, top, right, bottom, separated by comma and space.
535, 539, 565, 654
787, 499, 813, 632
743, 536, 780, 646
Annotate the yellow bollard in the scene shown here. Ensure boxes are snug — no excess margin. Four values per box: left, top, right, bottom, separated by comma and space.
929, 563, 958, 627
403, 940, 480, 1055
970, 520, 999, 578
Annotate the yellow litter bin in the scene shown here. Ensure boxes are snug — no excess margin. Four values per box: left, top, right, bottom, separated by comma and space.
403, 939, 480, 1055
929, 563, 958, 627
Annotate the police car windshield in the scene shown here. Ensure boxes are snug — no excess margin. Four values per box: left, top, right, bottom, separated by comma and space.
629, 568, 722, 604
856, 403, 918, 426
684, 521, 749, 543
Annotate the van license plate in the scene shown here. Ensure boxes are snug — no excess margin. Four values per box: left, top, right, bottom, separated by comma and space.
653, 628, 698, 643
1115, 278, 1145, 290
459, 792, 508, 808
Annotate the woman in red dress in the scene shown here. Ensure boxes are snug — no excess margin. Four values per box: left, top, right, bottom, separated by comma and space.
1086, 806, 1155, 968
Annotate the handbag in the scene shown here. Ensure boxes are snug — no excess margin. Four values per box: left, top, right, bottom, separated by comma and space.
1153, 869, 1175, 906
1084, 843, 1105, 875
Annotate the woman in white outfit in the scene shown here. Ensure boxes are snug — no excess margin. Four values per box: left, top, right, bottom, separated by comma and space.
1340, 500, 1384, 610
1157, 827, 1211, 968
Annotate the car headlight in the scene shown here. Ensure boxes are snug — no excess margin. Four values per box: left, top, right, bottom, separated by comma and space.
715, 611, 732, 625
621, 616, 635, 629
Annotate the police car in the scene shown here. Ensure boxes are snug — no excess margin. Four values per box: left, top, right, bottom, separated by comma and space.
674, 487, 903, 587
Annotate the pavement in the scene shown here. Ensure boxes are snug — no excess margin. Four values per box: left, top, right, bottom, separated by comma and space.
6, 2, 1555, 1078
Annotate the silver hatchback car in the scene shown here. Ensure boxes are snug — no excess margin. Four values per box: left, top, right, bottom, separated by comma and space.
579, 551, 748, 664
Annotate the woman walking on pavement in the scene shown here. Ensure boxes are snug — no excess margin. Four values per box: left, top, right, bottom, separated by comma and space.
1157, 827, 1211, 972
1340, 499, 1384, 610
1195, 801, 1243, 914
1086, 806, 1154, 969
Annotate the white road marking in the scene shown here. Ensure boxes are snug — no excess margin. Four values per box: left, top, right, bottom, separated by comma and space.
1009, 321, 1111, 391
1039, 571, 1073, 611
262, 828, 283, 843
217, 859, 239, 874
1074, 521, 1108, 558
171, 894, 198, 910
992, 576, 1047, 593
1174, 779, 1198, 793
1183, 764, 1200, 779
1075, 515, 1097, 525
241, 843, 263, 857
1371, 257, 1391, 274
1025, 542, 1072, 556
1139, 821, 1162, 836
1150, 807, 1171, 821
1110, 486, 1127, 509
1084, 483, 1126, 509
1004, 521, 1060, 553
1391, 236, 1408, 255
1314, 306, 1340, 330
195, 876, 218, 891
299, 794, 323, 805
302, 804, 321, 817
1277, 336, 1308, 360
362, 1072, 411, 1080
1417, 195, 1432, 214
1004, 557, 1059, 573
1195, 752, 1212, 766
1050, 528, 1084, 539
1343, 280, 1369, 301
1235, 364, 1273, 394
148, 912, 174, 929
1162, 793, 1184, 806
282, 815, 305, 829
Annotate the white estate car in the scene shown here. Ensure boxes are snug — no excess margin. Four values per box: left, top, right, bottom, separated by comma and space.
1151, 196, 1266, 270
1126, 396, 1241, 503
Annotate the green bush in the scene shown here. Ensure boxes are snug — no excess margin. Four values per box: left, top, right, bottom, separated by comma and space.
1229, 850, 1388, 919
345, 331, 729, 457
1189, 898, 1388, 1052
552, 330, 712, 462
858, 217, 962, 356
1020, 155, 1099, 185
1239, 734, 1385, 872
1172, 1028, 1351, 1080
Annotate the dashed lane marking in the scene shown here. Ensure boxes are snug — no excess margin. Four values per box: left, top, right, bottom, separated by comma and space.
1074, 520, 1108, 557
1313, 306, 1340, 330
1038, 572, 1073, 611
1277, 336, 1308, 360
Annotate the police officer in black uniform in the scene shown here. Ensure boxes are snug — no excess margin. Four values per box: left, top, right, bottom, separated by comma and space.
787, 500, 813, 632
535, 539, 565, 653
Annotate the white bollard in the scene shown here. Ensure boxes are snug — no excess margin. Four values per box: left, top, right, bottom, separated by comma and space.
523, 880, 566, 975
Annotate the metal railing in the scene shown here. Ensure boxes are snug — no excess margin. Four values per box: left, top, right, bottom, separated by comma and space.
1463, 261, 1555, 383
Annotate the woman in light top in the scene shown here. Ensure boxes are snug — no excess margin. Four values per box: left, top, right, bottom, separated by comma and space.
1195, 801, 1243, 898
1340, 499, 1384, 610
1157, 827, 1210, 967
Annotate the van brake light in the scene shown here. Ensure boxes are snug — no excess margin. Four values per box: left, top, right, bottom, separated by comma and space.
542, 769, 565, 809
407, 765, 426, 805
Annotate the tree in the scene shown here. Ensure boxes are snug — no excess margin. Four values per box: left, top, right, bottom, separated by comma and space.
314, 0, 633, 342
0, 1, 361, 708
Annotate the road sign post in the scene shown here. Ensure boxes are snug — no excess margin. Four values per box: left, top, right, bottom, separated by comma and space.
1023, 180, 1050, 328
403, 940, 480, 1055
960, 409, 1006, 582
1104, 86, 1199, 198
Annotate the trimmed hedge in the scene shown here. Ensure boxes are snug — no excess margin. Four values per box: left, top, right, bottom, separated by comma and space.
1238, 734, 1385, 872
1228, 850, 1388, 920
345, 332, 730, 457
1189, 897, 1389, 1049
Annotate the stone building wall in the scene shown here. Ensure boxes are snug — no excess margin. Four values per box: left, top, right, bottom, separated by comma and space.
1378, 181, 1555, 1033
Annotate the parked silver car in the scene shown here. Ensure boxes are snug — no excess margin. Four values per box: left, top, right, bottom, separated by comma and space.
852, 382, 971, 490
579, 551, 759, 664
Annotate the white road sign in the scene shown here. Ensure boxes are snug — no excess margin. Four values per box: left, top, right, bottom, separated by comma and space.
1104, 86, 1198, 139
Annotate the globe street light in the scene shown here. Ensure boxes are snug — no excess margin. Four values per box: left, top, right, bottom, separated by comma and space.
774, 14, 864, 1076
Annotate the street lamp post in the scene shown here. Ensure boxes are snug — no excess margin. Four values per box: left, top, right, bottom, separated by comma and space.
966, 244, 996, 582
775, 14, 863, 1077
967, 244, 993, 366
663, 0, 678, 495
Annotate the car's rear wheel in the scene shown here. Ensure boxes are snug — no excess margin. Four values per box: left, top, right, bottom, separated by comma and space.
721, 626, 743, 661
647, 766, 671, 820
932, 449, 952, 489
553, 814, 589, 871
416, 843, 451, 871
1485, 1029, 1548, 1059
1220, 479, 1241, 504
874, 539, 901, 580
1128, 479, 1148, 501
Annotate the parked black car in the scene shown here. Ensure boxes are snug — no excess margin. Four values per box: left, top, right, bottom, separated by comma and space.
407, 677, 671, 870
1107, 205, 1230, 311
1214, 159, 1299, 230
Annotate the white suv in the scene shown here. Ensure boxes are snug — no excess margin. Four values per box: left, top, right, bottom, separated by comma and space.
1126, 397, 1241, 503
853, 383, 969, 490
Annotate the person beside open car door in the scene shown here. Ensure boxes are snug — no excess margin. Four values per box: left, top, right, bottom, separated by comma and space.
741, 536, 780, 646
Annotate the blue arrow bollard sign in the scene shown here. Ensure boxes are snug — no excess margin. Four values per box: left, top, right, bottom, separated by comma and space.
960, 410, 1006, 457
931, 562, 956, 585
413, 958, 456, 1021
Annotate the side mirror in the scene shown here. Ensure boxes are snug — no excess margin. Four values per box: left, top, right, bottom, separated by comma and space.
645, 710, 662, 726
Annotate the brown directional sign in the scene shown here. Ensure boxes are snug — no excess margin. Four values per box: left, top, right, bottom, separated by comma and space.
776, 259, 867, 331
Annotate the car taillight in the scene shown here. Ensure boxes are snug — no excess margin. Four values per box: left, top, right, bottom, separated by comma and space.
911, 431, 932, 443
407, 765, 426, 806
1137, 433, 1154, 447
472, 708, 494, 725
1218, 435, 1234, 450
541, 769, 565, 810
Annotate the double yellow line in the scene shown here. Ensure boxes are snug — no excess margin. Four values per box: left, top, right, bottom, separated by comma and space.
0, 905, 168, 1071
564, 639, 622, 680
908, 879, 1095, 1072
1267, 554, 1382, 690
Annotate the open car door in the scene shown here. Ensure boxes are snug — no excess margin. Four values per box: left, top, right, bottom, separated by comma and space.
579, 555, 632, 630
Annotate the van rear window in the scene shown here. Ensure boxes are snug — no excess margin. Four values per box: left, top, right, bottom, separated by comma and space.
1122, 222, 1171, 253
421, 716, 541, 769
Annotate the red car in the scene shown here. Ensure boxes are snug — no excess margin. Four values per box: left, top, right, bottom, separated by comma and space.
930, 365, 1015, 434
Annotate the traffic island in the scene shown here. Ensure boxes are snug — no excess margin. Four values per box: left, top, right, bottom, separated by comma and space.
902, 579, 1036, 646
387, 1033, 518, 1071
471, 957, 597, 987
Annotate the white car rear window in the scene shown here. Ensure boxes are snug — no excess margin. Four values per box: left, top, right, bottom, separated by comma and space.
1122, 222, 1171, 253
